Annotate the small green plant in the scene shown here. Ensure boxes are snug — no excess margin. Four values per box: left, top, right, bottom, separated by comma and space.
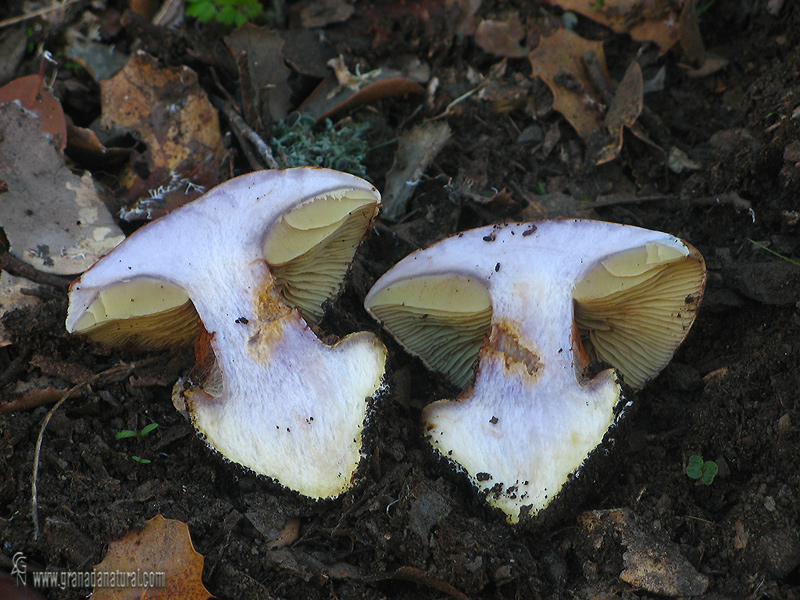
116, 423, 159, 440
686, 454, 718, 485
272, 114, 370, 179
185, 0, 263, 27
116, 423, 158, 464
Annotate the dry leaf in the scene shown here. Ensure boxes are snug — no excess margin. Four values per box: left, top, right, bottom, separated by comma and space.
590, 60, 644, 164
675, 0, 729, 78
66, 124, 131, 170
93, 514, 211, 600
0, 102, 124, 275
298, 58, 424, 122
225, 25, 293, 128
100, 52, 225, 216
0, 74, 67, 152
381, 122, 452, 221
545, 0, 681, 52
529, 29, 608, 140
66, 38, 129, 81
387, 566, 469, 600
474, 14, 528, 58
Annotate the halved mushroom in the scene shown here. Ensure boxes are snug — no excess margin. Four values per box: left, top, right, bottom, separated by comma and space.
67, 167, 387, 499
364, 220, 705, 523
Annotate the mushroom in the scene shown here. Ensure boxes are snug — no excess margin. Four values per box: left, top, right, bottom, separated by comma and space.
364, 220, 705, 523
66, 167, 387, 499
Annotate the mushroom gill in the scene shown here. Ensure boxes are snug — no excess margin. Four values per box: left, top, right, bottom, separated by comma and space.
68, 278, 200, 350
362, 274, 492, 389
263, 189, 380, 323
573, 241, 706, 389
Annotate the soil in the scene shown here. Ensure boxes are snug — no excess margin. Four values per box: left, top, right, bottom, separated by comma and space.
2, 1, 800, 599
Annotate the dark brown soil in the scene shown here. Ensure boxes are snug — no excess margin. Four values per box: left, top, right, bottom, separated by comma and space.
2, 1, 800, 599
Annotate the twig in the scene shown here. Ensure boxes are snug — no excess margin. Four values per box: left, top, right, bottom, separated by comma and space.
31, 357, 162, 539
0, 0, 83, 29
0, 348, 31, 390
210, 96, 280, 169
0, 228, 71, 290
430, 79, 490, 121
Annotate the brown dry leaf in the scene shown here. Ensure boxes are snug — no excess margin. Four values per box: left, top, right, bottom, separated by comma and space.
474, 14, 528, 58
545, 0, 681, 52
678, 0, 704, 63
225, 25, 293, 129
66, 124, 131, 170
445, 0, 483, 36
0, 102, 125, 275
100, 52, 225, 216
529, 29, 608, 140
381, 122, 452, 221
519, 192, 598, 220
298, 59, 424, 122
389, 566, 469, 600
93, 514, 211, 600
0, 73, 67, 152
590, 60, 644, 164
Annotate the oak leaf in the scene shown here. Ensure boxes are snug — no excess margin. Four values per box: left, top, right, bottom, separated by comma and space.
544, 0, 681, 53
92, 514, 211, 600
529, 29, 608, 140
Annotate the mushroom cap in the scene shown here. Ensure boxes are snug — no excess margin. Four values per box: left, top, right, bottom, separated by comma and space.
66, 167, 387, 498
67, 167, 381, 344
364, 219, 705, 521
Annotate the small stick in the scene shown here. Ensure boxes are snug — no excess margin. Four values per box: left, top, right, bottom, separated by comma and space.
210, 96, 280, 169
0, 0, 83, 29
0, 229, 71, 290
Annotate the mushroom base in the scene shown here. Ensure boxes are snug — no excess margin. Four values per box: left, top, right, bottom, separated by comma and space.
172, 310, 387, 500
423, 341, 622, 524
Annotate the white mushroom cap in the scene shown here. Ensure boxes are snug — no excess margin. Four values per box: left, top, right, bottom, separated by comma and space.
364, 220, 705, 522
67, 167, 387, 498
